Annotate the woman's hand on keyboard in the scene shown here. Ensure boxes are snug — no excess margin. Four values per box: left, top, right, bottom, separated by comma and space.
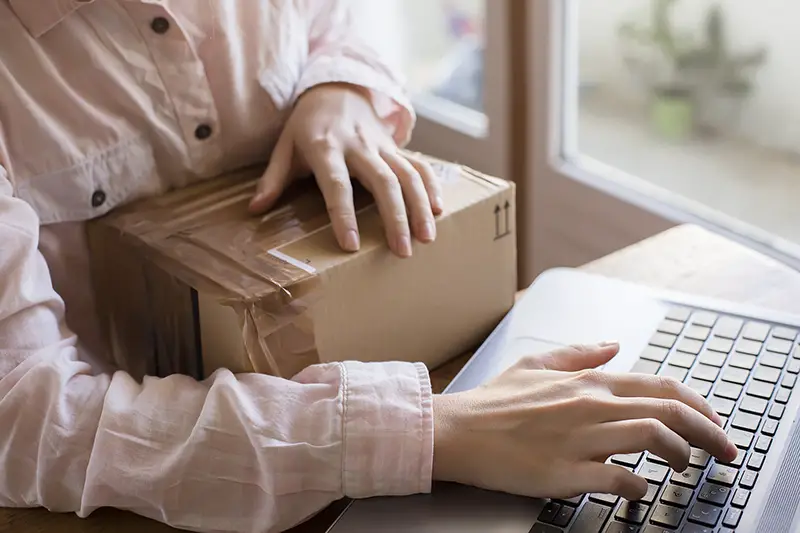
431, 343, 739, 501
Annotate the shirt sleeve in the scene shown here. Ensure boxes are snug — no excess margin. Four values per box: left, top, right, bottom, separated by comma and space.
0, 161, 434, 531
294, 0, 416, 147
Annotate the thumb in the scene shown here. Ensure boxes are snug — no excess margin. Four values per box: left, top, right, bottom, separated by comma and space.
249, 134, 294, 214
536, 342, 620, 372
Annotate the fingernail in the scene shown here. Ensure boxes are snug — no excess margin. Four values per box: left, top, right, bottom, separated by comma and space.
397, 235, 412, 258
599, 341, 619, 348
435, 196, 444, 211
343, 230, 360, 252
421, 221, 436, 242
712, 412, 723, 426
726, 441, 738, 458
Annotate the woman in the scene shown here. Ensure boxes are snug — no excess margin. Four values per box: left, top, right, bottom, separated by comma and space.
0, 2, 736, 532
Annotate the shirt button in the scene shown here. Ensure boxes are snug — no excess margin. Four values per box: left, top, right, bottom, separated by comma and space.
91, 190, 107, 208
194, 124, 213, 140
151, 17, 170, 34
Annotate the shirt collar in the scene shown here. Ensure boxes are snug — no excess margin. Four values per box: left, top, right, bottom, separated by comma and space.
10, 0, 94, 39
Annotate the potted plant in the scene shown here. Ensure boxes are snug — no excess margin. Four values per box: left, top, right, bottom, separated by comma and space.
618, 0, 767, 141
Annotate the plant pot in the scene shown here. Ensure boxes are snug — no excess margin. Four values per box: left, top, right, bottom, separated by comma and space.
650, 87, 694, 141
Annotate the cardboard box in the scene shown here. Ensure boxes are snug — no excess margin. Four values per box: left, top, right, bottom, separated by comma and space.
87, 155, 517, 380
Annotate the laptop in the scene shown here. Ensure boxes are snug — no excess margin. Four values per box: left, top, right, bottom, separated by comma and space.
325, 267, 800, 533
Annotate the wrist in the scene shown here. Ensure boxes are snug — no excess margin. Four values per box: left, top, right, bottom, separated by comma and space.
432, 393, 459, 482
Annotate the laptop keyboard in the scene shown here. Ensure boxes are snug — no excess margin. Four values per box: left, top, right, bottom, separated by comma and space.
531, 306, 798, 533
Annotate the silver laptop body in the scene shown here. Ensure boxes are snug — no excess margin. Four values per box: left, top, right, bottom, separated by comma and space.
326, 268, 800, 532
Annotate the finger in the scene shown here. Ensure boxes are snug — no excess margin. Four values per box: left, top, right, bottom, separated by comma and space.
580, 419, 691, 473
250, 134, 294, 214
606, 373, 723, 427
595, 397, 737, 464
304, 143, 360, 253
405, 154, 444, 215
347, 150, 412, 258
571, 462, 648, 502
382, 150, 436, 244
523, 342, 619, 372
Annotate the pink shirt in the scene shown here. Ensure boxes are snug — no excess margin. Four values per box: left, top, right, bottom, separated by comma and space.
0, 1, 433, 532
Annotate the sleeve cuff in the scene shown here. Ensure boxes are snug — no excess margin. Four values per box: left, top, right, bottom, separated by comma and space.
293, 55, 416, 148
340, 361, 433, 499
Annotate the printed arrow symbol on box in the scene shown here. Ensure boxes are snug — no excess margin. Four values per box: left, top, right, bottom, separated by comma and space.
494, 204, 501, 237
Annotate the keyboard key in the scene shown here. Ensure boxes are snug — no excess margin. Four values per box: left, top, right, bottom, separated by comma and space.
753, 365, 781, 383
658, 365, 687, 382
740, 470, 758, 489
641, 463, 670, 484
715, 317, 743, 339
706, 336, 734, 353
698, 349, 727, 367
789, 359, 800, 374
671, 467, 703, 488
692, 311, 718, 327
715, 382, 743, 401
766, 338, 793, 354
773, 327, 798, 341
727, 428, 754, 449
742, 322, 770, 342
721, 366, 749, 385
687, 378, 712, 397
794, 344, 800, 360
769, 403, 785, 420
739, 395, 768, 415
553, 505, 575, 527
660, 484, 693, 507
676, 338, 703, 355
720, 448, 745, 468
589, 493, 619, 506
747, 381, 775, 400
530, 524, 561, 533
682, 525, 714, 533
689, 502, 722, 526
691, 364, 719, 383
710, 396, 736, 417
697, 482, 731, 506
708, 464, 738, 486
689, 448, 711, 468
729, 353, 756, 370
731, 411, 761, 432
762, 352, 788, 369
611, 453, 642, 468
615, 501, 649, 524
641, 346, 669, 363
657, 319, 684, 335
755, 435, 772, 453
685, 325, 711, 341
667, 351, 696, 369
732, 487, 750, 507
631, 359, 661, 375
762, 418, 779, 436
723, 508, 742, 528
783, 374, 797, 389
643, 527, 675, 533
539, 502, 560, 523
639, 483, 659, 505
604, 523, 638, 533
649, 504, 683, 528
736, 339, 763, 356
646, 453, 668, 465
650, 333, 677, 350
666, 307, 691, 322
748, 452, 765, 471
776, 387, 792, 404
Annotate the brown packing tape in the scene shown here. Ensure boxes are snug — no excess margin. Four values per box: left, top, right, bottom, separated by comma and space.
89, 154, 506, 379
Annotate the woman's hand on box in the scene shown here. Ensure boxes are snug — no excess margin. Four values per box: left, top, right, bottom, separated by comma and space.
249, 83, 443, 258
431, 343, 739, 501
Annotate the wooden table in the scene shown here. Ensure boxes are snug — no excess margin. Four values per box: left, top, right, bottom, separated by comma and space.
5, 224, 800, 533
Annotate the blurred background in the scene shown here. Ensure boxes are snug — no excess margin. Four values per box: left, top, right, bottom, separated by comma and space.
355, 0, 800, 287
